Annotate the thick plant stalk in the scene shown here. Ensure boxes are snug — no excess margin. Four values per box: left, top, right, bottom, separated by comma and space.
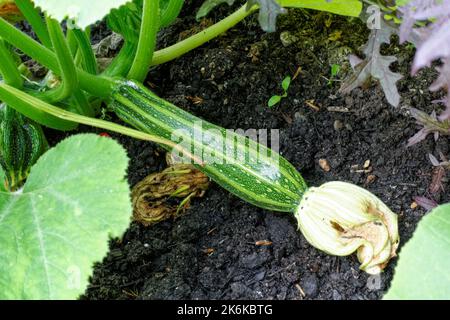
127, 0, 159, 81
43, 17, 79, 103
151, 4, 258, 65
70, 28, 98, 75
0, 17, 113, 99
0, 39, 22, 88
15, 0, 51, 47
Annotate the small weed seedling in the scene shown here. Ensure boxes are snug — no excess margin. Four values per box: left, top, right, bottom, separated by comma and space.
327, 64, 341, 86
268, 76, 291, 108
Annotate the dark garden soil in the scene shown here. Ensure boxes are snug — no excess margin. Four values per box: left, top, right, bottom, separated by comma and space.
79, 1, 449, 299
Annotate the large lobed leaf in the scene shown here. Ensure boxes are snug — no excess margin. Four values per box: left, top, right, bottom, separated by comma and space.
196, 0, 235, 21
384, 204, 450, 299
32, 0, 131, 29
0, 134, 131, 299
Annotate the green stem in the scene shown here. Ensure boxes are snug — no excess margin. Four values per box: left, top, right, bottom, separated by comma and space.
70, 89, 95, 117
0, 82, 77, 130
66, 28, 78, 56
0, 40, 23, 88
15, 0, 52, 48
71, 28, 98, 74
0, 82, 200, 162
151, 4, 257, 66
127, 0, 160, 81
0, 17, 113, 98
0, 17, 57, 68
44, 17, 78, 102
102, 41, 136, 77
1, 2, 257, 94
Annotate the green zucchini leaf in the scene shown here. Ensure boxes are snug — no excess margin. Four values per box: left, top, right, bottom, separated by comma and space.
197, 0, 362, 33
160, 0, 184, 27
32, 0, 132, 29
281, 0, 363, 17
107, 0, 142, 44
0, 134, 131, 299
196, 0, 235, 20
107, 0, 182, 42
384, 204, 450, 299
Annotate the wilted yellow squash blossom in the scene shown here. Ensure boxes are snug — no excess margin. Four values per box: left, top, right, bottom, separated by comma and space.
295, 181, 399, 274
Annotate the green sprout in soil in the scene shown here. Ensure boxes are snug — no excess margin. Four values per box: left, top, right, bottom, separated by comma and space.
268, 76, 291, 108
328, 64, 341, 86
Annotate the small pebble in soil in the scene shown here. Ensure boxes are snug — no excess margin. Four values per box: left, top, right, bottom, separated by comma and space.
366, 174, 377, 185
333, 289, 343, 300
240, 252, 270, 269
334, 119, 344, 131
254, 271, 266, 281
319, 159, 331, 172
301, 274, 319, 298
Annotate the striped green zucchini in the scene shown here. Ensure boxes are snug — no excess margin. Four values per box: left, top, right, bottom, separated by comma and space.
109, 80, 307, 212
0, 104, 48, 191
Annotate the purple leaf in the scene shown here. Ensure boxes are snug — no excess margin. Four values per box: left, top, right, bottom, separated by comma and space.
407, 108, 450, 147
412, 0, 450, 20
398, 0, 437, 44
414, 196, 438, 211
348, 54, 363, 70
407, 128, 430, 147
427, 58, 450, 120
340, 19, 402, 107
399, 0, 450, 73
429, 153, 440, 166
413, 20, 450, 72
399, 0, 450, 144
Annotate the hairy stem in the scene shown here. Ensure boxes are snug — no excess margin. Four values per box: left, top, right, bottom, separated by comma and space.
0, 39, 23, 88
0, 17, 114, 98
71, 28, 98, 74
15, 0, 51, 48
128, 0, 160, 81
44, 18, 79, 102
0, 82, 77, 130
151, 4, 257, 66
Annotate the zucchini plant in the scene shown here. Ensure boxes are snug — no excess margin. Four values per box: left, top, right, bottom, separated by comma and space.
0, 0, 399, 299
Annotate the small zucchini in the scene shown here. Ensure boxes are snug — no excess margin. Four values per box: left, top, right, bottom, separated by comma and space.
0, 104, 48, 191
